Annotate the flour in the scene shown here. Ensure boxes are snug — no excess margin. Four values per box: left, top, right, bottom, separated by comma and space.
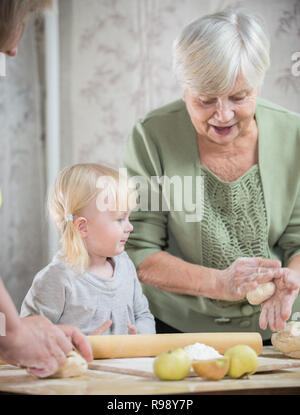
184, 343, 222, 360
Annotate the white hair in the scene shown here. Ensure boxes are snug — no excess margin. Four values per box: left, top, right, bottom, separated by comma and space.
172, 8, 270, 96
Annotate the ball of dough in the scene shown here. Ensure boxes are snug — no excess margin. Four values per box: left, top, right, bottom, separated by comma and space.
48, 350, 88, 378
246, 282, 276, 305
272, 321, 300, 358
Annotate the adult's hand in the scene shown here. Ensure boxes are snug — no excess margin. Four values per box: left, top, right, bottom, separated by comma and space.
0, 315, 89, 378
217, 257, 283, 302
58, 324, 93, 361
259, 268, 300, 331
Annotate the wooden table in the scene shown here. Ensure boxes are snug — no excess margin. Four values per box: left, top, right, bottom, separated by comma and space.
0, 347, 300, 395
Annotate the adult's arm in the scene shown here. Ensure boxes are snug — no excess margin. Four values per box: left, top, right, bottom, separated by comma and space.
0, 279, 92, 377
259, 179, 300, 331
259, 255, 300, 331
137, 251, 282, 302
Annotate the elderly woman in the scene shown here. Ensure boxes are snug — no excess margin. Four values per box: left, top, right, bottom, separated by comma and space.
123, 9, 300, 342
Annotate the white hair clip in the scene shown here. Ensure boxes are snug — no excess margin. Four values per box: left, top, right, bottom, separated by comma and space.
65, 213, 74, 222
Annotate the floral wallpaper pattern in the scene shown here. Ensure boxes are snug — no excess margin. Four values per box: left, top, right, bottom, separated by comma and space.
275, 0, 300, 93
60, 0, 300, 168
0, 0, 299, 308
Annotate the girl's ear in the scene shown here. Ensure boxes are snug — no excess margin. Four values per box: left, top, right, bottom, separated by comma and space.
73, 217, 88, 238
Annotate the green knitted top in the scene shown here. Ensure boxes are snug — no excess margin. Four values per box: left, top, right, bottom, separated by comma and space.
199, 164, 269, 270
123, 97, 300, 339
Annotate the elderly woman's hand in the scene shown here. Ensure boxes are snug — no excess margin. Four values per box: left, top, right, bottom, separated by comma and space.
259, 268, 300, 331
217, 257, 282, 302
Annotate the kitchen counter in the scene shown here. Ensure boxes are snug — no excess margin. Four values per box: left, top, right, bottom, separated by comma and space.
0, 346, 300, 395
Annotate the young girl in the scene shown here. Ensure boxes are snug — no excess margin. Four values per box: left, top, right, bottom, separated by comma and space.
20, 163, 156, 336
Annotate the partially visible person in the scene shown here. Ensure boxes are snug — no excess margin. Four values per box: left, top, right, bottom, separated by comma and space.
20, 163, 156, 336
0, 0, 93, 378
0, 280, 93, 378
0, 0, 52, 56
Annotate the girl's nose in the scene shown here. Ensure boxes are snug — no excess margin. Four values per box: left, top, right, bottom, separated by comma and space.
126, 220, 134, 233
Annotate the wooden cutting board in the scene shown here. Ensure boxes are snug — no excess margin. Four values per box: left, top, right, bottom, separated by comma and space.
88, 355, 300, 378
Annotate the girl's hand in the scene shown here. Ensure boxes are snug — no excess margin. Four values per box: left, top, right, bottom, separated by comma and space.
217, 257, 283, 301
89, 320, 112, 335
259, 268, 300, 331
127, 324, 137, 335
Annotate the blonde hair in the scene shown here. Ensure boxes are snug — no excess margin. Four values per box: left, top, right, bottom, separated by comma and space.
0, 0, 52, 49
173, 8, 270, 96
48, 163, 136, 274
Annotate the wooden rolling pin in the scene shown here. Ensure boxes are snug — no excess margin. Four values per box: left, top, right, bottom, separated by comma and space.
0, 332, 262, 365
87, 332, 263, 359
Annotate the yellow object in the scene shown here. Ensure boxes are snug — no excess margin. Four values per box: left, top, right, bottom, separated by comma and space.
224, 345, 258, 378
153, 348, 191, 380
192, 356, 230, 380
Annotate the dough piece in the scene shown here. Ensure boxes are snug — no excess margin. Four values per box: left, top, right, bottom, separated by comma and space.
246, 282, 276, 305
48, 350, 88, 378
271, 321, 300, 358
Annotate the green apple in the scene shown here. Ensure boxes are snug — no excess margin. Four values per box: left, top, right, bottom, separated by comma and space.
192, 356, 230, 380
153, 348, 191, 380
224, 345, 258, 378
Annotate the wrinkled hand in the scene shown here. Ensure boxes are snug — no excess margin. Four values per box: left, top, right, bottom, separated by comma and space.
127, 324, 137, 334
259, 268, 300, 331
218, 257, 282, 301
0, 315, 76, 378
89, 320, 112, 335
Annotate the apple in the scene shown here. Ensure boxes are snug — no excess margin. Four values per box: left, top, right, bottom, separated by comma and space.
192, 356, 230, 380
153, 348, 191, 380
224, 345, 258, 378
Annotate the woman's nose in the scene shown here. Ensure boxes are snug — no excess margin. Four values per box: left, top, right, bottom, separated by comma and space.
214, 100, 234, 123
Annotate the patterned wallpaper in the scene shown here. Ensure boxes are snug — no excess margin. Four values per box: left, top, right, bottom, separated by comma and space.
0, 0, 299, 308
60, 0, 300, 167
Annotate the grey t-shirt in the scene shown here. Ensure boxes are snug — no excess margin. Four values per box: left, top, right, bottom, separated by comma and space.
20, 251, 155, 335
